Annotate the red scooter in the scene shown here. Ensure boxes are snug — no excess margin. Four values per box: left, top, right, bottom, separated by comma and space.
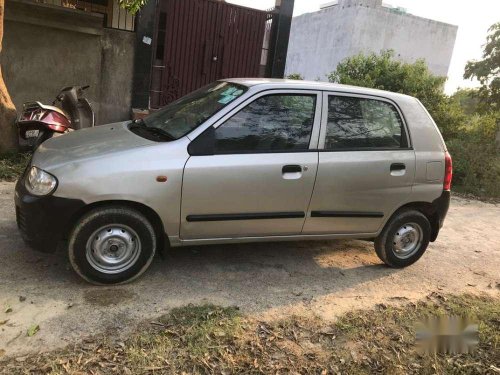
17, 86, 95, 151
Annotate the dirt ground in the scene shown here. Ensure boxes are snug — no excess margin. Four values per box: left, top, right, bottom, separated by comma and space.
0, 181, 499, 359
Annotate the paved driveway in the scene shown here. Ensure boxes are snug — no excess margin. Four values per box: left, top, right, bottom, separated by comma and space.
0, 181, 498, 358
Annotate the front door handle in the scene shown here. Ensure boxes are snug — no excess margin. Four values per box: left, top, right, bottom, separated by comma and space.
282, 165, 302, 174
390, 163, 406, 176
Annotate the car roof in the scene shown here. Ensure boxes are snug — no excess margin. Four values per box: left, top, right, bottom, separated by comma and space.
222, 78, 414, 102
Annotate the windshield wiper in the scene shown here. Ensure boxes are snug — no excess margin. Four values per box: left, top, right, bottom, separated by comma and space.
129, 119, 174, 140
142, 126, 175, 140
129, 118, 144, 129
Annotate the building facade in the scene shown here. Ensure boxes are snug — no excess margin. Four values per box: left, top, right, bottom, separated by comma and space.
285, 0, 458, 80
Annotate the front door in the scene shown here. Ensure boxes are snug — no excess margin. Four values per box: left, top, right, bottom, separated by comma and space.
181, 91, 322, 239
303, 92, 416, 235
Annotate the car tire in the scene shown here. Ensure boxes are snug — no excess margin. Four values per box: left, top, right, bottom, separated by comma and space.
68, 206, 156, 285
374, 209, 431, 268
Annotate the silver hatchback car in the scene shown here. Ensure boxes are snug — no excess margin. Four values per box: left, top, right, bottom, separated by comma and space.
15, 79, 452, 284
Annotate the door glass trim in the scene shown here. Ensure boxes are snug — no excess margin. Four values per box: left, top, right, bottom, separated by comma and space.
316, 147, 413, 152
212, 93, 317, 155
318, 91, 412, 151
189, 89, 323, 155
311, 211, 384, 218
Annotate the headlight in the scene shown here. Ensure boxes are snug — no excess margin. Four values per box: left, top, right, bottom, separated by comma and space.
25, 166, 57, 196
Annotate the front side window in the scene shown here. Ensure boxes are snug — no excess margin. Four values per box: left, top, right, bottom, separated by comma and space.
325, 95, 407, 150
213, 94, 316, 154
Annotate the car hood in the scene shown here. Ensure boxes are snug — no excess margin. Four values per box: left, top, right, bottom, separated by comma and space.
32, 122, 155, 170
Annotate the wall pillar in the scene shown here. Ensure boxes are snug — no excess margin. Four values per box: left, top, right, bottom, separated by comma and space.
130, 0, 157, 109
266, 0, 295, 78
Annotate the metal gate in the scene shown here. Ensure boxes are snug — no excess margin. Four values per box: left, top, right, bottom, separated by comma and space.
150, 0, 269, 108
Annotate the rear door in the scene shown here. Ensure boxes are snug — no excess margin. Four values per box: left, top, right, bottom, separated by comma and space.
303, 92, 416, 235
181, 90, 322, 239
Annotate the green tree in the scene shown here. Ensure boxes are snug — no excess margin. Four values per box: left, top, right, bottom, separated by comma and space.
118, 0, 148, 14
327, 50, 464, 139
464, 23, 500, 112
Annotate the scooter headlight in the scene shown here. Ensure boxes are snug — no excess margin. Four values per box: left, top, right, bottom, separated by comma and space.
25, 166, 57, 196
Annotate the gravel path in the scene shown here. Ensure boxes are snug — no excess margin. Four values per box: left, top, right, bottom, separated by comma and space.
0, 181, 498, 358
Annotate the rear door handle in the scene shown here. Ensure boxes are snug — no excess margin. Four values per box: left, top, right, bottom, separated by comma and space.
282, 165, 302, 173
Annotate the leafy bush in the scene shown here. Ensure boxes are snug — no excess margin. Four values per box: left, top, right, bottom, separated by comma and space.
447, 114, 500, 196
286, 73, 304, 80
451, 88, 482, 116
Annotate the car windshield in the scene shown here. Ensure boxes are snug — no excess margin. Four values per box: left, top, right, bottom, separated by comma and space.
134, 81, 247, 141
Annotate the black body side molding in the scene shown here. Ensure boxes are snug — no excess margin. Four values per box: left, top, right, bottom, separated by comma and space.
310, 211, 384, 218
186, 212, 305, 222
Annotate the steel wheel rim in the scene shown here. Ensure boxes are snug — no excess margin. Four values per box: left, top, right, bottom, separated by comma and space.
392, 222, 423, 259
86, 224, 141, 274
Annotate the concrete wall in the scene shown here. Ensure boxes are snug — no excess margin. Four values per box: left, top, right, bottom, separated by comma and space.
99, 28, 136, 124
1, 0, 135, 125
285, 0, 458, 81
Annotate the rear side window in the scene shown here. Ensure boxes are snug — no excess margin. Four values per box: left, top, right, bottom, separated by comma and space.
213, 94, 316, 154
325, 95, 407, 150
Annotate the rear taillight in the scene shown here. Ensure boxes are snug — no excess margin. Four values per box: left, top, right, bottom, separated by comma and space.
444, 151, 452, 191
43, 111, 70, 132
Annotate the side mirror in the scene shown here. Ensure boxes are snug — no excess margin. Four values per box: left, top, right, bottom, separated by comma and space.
188, 126, 215, 156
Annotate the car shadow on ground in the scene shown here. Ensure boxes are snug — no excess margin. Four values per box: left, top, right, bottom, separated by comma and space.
0, 216, 398, 314
136, 238, 398, 312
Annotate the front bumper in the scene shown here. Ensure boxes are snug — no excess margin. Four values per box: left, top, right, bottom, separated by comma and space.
15, 178, 85, 253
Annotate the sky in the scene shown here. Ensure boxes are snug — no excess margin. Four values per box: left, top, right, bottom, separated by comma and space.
227, 0, 500, 94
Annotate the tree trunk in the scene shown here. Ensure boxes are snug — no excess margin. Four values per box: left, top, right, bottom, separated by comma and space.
0, 0, 18, 153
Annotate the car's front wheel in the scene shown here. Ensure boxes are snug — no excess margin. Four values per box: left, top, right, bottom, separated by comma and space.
374, 209, 431, 268
69, 206, 157, 284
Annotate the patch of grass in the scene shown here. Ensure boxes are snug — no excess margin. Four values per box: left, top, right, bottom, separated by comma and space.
127, 304, 243, 371
325, 294, 500, 374
0, 295, 498, 374
0, 152, 31, 181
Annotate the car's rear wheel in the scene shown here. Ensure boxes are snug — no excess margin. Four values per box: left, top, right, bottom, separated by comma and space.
69, 206, 156, 284
374, 209, 431, 268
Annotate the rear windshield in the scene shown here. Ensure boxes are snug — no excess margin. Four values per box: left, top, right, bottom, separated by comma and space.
134, 81, 247, 140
